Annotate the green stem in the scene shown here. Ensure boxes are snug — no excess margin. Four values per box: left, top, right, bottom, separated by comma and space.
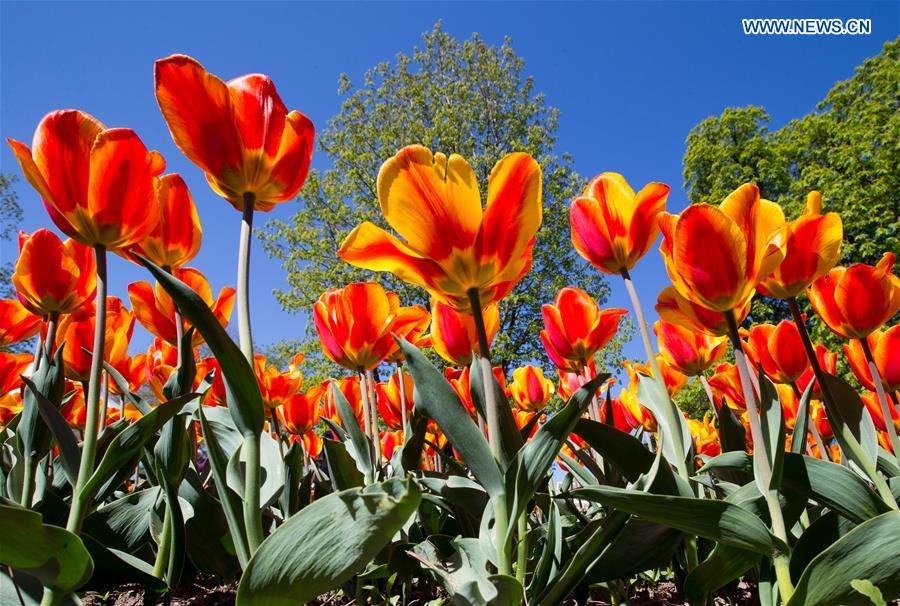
397, 364, 408, 438
358, 371, 376, 483
699, 375, 719, 420
725, 311, 794, 602
859, 337, 900, 467
467, 288, 512, 576
237, 195, 255, 362
788, 298, 897, 509
20, 453, 35, 508
516, 512, 528, 583
66, 245, 107, 534
243, 432, 264, 552
366, 369, 382, 468
152, 505, 172, 579
44, 312, 59, 360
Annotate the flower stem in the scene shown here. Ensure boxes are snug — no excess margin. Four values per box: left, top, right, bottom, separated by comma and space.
66, 245, 107, 534
44, 312, 59, 360
859, 337, 900, 466
237, 195, 255, 362
243, 432, 264, 552
699, 375, 719, 420
467, 288, 512, 576
724, 310, 795, 602
358, 371, 376, 483
787, 298, 897, 509
366, 369, 382, 468
397, 364, 408, 438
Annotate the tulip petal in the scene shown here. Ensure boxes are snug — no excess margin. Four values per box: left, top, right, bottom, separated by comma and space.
267, 110, 315, 204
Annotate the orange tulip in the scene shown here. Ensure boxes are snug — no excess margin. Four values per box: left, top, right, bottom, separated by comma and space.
512, 410, 541, 438
570, 172, 669, 274
444, 366, 507, 419
708, 363, 748, 410
255, 353, 304, 410
144, 338, 180, 401
0, 392, 23, 426
687, 413, 721, 460
0, 352, 32, 395
743, 321, 809, 385
376, 372, 414, 430
196, 356, 227, 406
658, 183, 786, 312
656, 286, 752, 337
384, 305, 431, 363
300, 431, 324, 458
129, 267, 235, 348
625, 356, 687, 399
509, 365, 554, 412
777, 384, 800, 430
56, 297, 134, 382
862, 391, 900, 433
430, 298, 499, 367
108, 354, 147, 396
844, 326, 900, 393
279, 383, 325, 435
655, 320, 726, 377
125, 174, 201, 269
8, 110, 164, 249
808, 253, 900, 340
596, 395, 641, 433
338, 145, 542, 311
154, 55, 314, 212
13, 229, 96, 317
380, 430, 403, 460
795, 344, 837, 401
0, 298, 41, 346
313, 283, 403, 371
810, 400, 833, 439
757, 192, 843, 299
557, 361, 609, 402
540, 287, 627, 373
322, 377, 364, 426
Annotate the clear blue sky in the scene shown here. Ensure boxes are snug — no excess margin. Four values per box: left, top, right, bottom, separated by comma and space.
1, 1, 897, 368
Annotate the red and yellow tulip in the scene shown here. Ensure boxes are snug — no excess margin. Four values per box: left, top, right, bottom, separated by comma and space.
757, 191, 843, 299
338, 146, 542, 311
656, 286, 752, 336
126, 173, 202, 269
808, 252, 900, 340
844, 325, 899, 393
322, 377, 364, 426
56, 297, 134, 382
13, 229, 96, 317
540, 287, 626, 373
384, 305, 431, 363
509, 365, 554, 412
8, 110, 164, 249
570, 172, 669, 274
255, 353, 304, 410
0, 299, 41, 346
743, 321, 810, 385
129, 267, 235, 348
376, 372, 414, 430
655, 320, 727, 377
154, 55, 315, 212
430, 298, 499, 367
279, 383, 325, 436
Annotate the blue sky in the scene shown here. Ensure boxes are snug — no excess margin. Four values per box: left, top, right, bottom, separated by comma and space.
1, 1, 897, 368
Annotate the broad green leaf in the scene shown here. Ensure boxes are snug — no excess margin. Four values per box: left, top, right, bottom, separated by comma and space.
697, 450, 752, 475
850, 580, 887, 606
0, 502, 93, 593
568, 484, 787, 555
26, 376, 80, 487
684, 542, 760, 601
80, 533, 166, 592
329, 381, 374, 481
17, 346, 65, 461
102, 360, 152, 416
136, 254, 264, 437
394, 406, 428, 476
323, 438, 365, 490
0, 567, 81, 606
527, 501, 562, 596
180, 469, 241, 581
469, 358, 523, 470
636, 369, 691, 468
80, 393, 197, 504
781, 453, 891, 524
236, 478, 421, 605
399, 338, 503, 498
787, 511, 900, 606
587, 518, 682, 583
819, 374, 879, 477
791, 380, 814, 454
279, 442, 305, 518
717, 400, 748, 453
788, 511, 854, 582
755, 375, 786, 494
82, 487, 159, 554
226, 433, 285, 508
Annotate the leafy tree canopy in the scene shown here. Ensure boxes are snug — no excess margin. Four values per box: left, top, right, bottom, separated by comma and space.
260, 22, 631, 382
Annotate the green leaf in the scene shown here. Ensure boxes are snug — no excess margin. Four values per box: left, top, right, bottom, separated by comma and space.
0, 502, 93, 593
25, 376, 80, 487
399, 338, 503, 498
136, 254, 264, 437
103, 360, 152, 416
79, 533, 166, 592
819, 374, 879, 477
0, 567, 81, 606
17, 346, 65, 463
236, 478, 421, 606
781, 453, 891, 524
697, 451, 752, 475
717, 400, 748, 453
322, 438, 365, 490
788, 511, 853, 582
684, 542, 760, 601
180, 469, 241, 581
80, 392, 196, 505
791, 380, 814, 455
850, 580, 887, 606
636, 369, 691, 468
787, 511, 900, 606
568, 484, 787, 555
755, 375, 786, 493
82, 487, 158, 554
329, 381, 374, 481
226, 433, 284, 508
469, 358, 523, 470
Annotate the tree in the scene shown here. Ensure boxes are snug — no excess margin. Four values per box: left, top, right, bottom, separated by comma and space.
260, 22, 631, 382
0, 174, 24, 299
683, 38, 899, 343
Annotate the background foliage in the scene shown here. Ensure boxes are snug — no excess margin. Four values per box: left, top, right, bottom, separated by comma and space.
260, 22, 632, 382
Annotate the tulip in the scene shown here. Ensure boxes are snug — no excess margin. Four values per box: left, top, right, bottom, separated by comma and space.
509, 365, 554, 412
13, 229, 96, 317
540, 287, 627, 373
129, 267, 235, 348
844, 326, 900, 393
625, 356, 687, 399
0, 352, 33, 395
0, 392, 22, 426
757, 191, 843, 299
687, 413, 721, 461
376, 372, 414, 431
570, 172, 669, 274
254, 353, 304, 410
444, 366, 507, 420
196, 356, 227, 406
144, 338, 180, 401
655, 320, 727, 377
125, 173, 202, 269
598, 395, 642, 433
743, 321, 809, 385
807, 253, 900, 340
862, 391, 900, 434
380, 430, 403, 461
0, 299, 41, 347
658, 183, 786, 313
300, 431, 323, 459
322, 377, 364, 426
384, 304, 431, 364
314, 283, 409, 372
155, 55, 314, 213
795, 344, 837, 400
108, 354, 147, 396
656, 286, 752, 337
279, 383, 325, 436
431, 298, 500, 367
8, 110, 164, 250
708, 363, 748, 410
339, 145, 541, 312
56, 297, 134, 382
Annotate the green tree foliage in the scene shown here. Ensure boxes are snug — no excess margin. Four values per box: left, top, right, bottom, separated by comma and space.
683, 38, 899, 342
260, 23, 631, 382
1, 174, 28, 353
